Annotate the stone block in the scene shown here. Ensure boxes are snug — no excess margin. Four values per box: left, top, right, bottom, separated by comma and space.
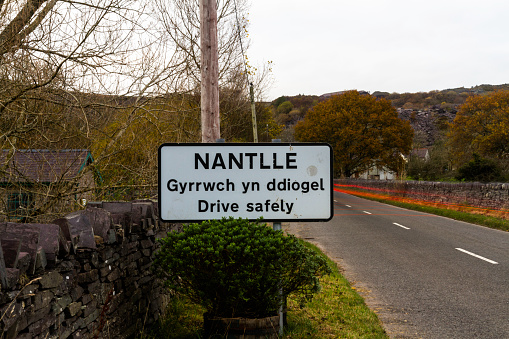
82, 300, 97, 318
70, 285, 84, 302
33, 290, 53, 311
18, 283, 38, 299
27, 303, 50, 326
63, 211, 96, 250
98, 247, 114, 262
51, 218, 71, 241
33, 223, 63, 264
87, 281, 101, 296
83, 308, 100, 327
1, 239, 20, 268
77, 269, 98, 284
85, 201, 103, 209
57, 270, 77, 295
28, 313, 56, 337
40, 271, 63, 289
0, 242, 7, 288
140, 239, 154, 249
0, 223, 39, 275
35, 247, 47, 273
127, 251, 142, 263
5, 268, 19, 289
90, 252, 99, 268
139, 275, 152, 286
127, 241, 138, 253
106, 268, 121, 282
17, 252, 31, 275
99, 264, 113, 278
56, 324, 72, 339
130, 203, 146, 227
81, 293, 92, 305
106, 229, 117, 244
84, 207, 112, 240
66, 302, 82, 317
53, 295, 72, 315
102, 201, 132, 214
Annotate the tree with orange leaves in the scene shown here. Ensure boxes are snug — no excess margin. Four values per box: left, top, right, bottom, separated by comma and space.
449, 90, 509, 166
295, 91, 413, 178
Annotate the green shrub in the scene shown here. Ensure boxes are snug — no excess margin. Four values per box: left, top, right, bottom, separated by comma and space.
456, 154, 502, 182
153, 217, 331, 318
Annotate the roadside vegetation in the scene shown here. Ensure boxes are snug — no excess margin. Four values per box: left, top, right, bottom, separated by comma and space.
141, 240, 389, 339
141, 187, 507, 338
335, 186, 509, 232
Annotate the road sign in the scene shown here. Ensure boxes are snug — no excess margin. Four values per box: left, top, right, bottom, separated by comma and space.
158, 143, 333, 222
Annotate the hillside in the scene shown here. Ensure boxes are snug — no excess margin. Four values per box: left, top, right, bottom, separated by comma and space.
271, 84, 509, 146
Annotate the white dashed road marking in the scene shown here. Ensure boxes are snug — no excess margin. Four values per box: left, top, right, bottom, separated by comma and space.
393, 222, 410, 230
455, 248, 498, 264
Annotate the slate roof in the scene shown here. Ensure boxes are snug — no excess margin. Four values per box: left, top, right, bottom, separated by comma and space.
411, 148, 429, 159
0, 149, 93, 183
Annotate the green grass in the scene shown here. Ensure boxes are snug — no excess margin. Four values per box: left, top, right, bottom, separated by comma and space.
340, 188, 509, 232
381, 199, 508, 232
139, 241, 388, 339
283, 242, 388, 338
139, 293, 206, 338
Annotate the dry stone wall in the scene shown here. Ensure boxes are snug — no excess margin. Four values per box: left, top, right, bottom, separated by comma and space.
335, 179, 509, 211
0, 201, 177, 339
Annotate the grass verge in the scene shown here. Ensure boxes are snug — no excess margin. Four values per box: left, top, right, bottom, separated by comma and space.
335, 187, 509, 232
283, 241, 388, 338
139, 240, 388, 338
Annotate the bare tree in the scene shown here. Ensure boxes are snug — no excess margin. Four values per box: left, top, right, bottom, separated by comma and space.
0, 0, 169, 221
0, 0, 273, 221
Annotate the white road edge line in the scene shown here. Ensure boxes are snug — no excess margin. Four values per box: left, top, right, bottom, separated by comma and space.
393, 222, 410, 230
455, 248, 498, 265
363, 211, 372, 215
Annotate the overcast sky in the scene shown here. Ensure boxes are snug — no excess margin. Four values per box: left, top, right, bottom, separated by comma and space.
248, 0, 509, 100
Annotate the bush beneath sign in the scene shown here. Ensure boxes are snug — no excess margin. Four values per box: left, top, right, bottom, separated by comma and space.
153, 217, 331, 319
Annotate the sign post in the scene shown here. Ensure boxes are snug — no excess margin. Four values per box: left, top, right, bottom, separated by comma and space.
159, 142, 333, 336
158, 143, 333, 222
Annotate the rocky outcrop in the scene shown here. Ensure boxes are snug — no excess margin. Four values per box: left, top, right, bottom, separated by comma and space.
398, 108, 457, 146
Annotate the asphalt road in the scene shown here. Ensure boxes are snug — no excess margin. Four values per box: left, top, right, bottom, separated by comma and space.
284, 191, 509, 339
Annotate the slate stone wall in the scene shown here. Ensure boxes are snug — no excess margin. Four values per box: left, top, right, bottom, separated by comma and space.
335, 179, 509, 210
0, 200, 176, 339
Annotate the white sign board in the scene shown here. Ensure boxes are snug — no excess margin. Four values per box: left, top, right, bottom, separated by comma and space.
158, 143, 333, 222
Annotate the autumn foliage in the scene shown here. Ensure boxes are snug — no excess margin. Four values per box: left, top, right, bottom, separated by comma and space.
295, 91, 413, 178
449, 90, 509, 165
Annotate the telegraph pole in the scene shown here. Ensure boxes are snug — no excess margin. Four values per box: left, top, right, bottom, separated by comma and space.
200, 0, 220, 142
250, 83, 258, 142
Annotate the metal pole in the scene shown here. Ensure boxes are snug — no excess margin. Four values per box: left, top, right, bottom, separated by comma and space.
273, 220, 283, 336
272, 138, 283, 335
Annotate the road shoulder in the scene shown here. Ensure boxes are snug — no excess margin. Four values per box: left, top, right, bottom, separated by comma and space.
283, 221, 424, 339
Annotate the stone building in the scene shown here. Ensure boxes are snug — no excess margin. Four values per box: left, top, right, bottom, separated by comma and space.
0, 149, 95, 221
